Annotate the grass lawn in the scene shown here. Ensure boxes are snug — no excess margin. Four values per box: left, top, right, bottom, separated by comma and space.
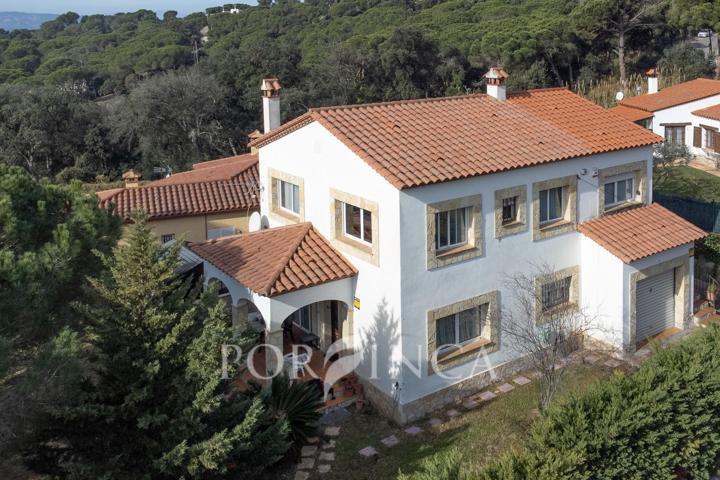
325, 363, 611, 480
655, 166, 720, 202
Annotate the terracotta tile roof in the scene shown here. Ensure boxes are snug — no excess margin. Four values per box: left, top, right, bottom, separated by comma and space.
692, 103, 720, 122
619, 78, 720, 112
190, 223, 357, 297
98, 155, 259, 222
610, 105, 654, 122
577, 203, 705, 263
250, 88, 661, 189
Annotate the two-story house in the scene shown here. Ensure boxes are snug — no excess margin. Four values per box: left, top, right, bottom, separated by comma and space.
612, 70, 720, 157
190, 72, 704, 423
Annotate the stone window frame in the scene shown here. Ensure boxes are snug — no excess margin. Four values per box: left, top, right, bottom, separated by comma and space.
427, 290, 499, 374
494, 185, 528, 239
426, 194, 483, 270
627, 254, 690, 353
330, 188, 379, 266
533, 265, 580, 324
268, 167, 305, 224
532, 175, 577, 241
597, 161, 648, 215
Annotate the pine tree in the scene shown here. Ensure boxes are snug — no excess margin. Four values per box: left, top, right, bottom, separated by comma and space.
36, 211, 288, 479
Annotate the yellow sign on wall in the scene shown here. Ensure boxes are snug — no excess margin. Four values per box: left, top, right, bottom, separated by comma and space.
689, 248, 695, 257
353, 297, 361, 309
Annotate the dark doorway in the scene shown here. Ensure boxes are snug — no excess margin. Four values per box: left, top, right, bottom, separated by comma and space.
331, 301, 340, 343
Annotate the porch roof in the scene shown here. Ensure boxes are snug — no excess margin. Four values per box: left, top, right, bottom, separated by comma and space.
189, 222, 357, 297
578, 203, 705, 263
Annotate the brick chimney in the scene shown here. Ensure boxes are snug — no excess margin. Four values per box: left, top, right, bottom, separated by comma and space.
647, 68, 658, 95
261, 78, 282, 133
484, 67, 509, 101
122, 169, 141, 188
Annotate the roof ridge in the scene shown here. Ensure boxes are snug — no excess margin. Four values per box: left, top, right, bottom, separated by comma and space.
310, 93, 487, 112
261, 222, 313, 295
507, 86, 569, 97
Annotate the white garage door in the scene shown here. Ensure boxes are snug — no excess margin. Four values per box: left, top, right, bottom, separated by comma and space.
636, 269, 675, 343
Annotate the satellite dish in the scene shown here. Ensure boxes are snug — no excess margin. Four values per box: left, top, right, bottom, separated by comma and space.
248, 211, 262, 232
615, 91, 624, 102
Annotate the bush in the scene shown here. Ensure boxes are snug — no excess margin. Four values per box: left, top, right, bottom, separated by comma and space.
261, 374, 322, 450
397, 449, 464, 480
478, 325, 720, 479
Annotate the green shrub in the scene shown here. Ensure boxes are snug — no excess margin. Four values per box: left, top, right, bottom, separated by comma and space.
261, 374, 322, 449
478, 325, 720, 479
397, 448, 464, 480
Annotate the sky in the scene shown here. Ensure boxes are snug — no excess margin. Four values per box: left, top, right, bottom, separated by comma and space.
0, 0, 252, 16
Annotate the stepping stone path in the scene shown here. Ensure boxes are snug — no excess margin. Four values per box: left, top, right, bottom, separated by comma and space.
318, 464, 332, 474
298, 457, 315, 470
319, 451, 335, 462
297, 425, 340, 477
463, 399, 479, 409
381, 435, 399, 447
301, 445, 318, 457
428, 417, 444, 428
322, 440, 335, 449
584, 354, 601, 364
446, 408, 461, 418
324, 426, 340, 437
295, 471, 310, 480
478, 391, 497, 401
405, 425, 423, 436
604, 358, 622, 368
359, 446, 378, 458
513, 376, 531, 386
497, 383, 515, 393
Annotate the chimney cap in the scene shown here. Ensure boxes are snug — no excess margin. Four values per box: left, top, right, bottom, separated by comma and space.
261, 78, 282, 97
122, 169, 141, 181
646, 68, 657, 77
484, 67, 509, 85
248, 129, 262, 141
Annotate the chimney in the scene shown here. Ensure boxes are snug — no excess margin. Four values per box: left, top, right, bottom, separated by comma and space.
122, 169, 141, 188
484, 67, 509, 101
261, 78, 282, 133
647, 68, 658, 95
248, 129, 262, 154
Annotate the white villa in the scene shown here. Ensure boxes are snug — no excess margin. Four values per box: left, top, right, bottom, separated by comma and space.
612, 70, 720, 158
188, 71, 705, 423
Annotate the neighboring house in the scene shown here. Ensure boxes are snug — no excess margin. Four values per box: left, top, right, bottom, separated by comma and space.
190, 72, 704, 423
611, 70, 720, 157
98, 154, 260, 243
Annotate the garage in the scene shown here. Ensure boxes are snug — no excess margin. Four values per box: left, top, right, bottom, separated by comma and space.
636, 269, 675, 344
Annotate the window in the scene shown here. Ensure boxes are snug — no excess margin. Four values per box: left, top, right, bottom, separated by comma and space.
291, 305, 312, 331
502, 196, 518, 225
343, 202, 372, 244
665, 126, 685, 145
435, 305, 487, 353
435, 207, 469, 250
278, 179, 300, 215
706, 128, 716, 149
207, 226, 236, 239
541, 276, 572, 311
604, 176, 634, 207
539, 186, 564, 224
160, 233, 175, 244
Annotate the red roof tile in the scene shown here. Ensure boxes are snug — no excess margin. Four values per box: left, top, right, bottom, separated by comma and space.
692, 103, 720, 122
619, 78, 720, 112
190, 223, 357, 297
610, 105, 654, 122
251, 88, 661, 189
98, 156, 259, 222
577, 204, 705, 263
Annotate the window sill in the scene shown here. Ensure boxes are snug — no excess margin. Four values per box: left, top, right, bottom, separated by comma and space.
603, 201, 643, 215
538, 302, 577, 322
539, 218, 572, 231
336, 233, 373, 255
437, 337, 492, 363
436, 243, 476, 259
271, 207, 301, 223
501, 219, 523, 228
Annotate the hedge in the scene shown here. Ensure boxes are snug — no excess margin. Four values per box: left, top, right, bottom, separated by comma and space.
477, 325, 720, 480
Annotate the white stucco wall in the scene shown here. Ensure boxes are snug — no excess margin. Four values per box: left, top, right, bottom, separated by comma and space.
397, 146, 654, 404
258, 122, 404, 396
689, 114, 720, 157
648, 94, 720, 153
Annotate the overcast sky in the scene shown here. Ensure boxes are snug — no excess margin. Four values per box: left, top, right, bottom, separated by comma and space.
0, 1, 252, 16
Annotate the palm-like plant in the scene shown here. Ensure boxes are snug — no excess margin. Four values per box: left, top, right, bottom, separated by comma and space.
262, 374, 322, 449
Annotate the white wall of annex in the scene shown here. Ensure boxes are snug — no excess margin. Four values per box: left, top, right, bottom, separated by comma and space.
397, 146, 654, 404
650, 94, 720, 148
258, 122, 404, 396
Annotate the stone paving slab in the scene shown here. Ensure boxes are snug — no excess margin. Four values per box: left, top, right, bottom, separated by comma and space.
584, 354, 601, 364
428, 417, 444, 428
359, 446, 378, 457
294, 471, 310, 480
604, 358, 622, 368
463, 399, 479, 409
322, 440, 336, 449
446, 408, 461, 417
319, 451, 335, 462
318, 464, 332, 474
405, 425, 423, 436
512, 376, 531, 386
478, 391, 497, 401
381, 435, 399, 447
307, 436, 319, 444
497, 383, 515, 393
297, 457, 315, 470
527, 370, 541, 379
324, 426, 341, 437
301, 445, 318, 457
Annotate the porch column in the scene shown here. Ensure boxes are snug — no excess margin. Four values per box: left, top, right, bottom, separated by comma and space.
232, 299, 249, 336
265, 330, 284, 376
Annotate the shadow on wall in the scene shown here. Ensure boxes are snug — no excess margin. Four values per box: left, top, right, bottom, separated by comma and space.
357, 298, 401, 397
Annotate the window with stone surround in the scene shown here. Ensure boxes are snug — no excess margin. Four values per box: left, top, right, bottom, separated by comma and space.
427, 194, 482, 270
268, 168, 304, 223
427, 291, 499, 373
532, 176, 577, 241
534, 265, 579, 323
330, 188, 379, 266
495, 185, 527, 239
597, 161, 647, 215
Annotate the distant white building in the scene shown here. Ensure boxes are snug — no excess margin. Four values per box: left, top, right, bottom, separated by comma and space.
191, 71, 704, 423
